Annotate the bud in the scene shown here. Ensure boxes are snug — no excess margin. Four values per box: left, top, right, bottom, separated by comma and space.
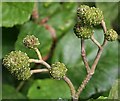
23, 35, 40, 49
77, 5, 104, 26
73, 23, 93, 39
87, 7, 103, 26
14, 67, 31, 80
3, 51, 31, 80
50, 62, 67, 80
105, 29, 118, 41
77, 5, 90, 18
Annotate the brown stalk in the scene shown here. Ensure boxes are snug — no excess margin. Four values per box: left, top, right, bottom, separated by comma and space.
81, 39, 91, 73
63, 76, 76, 99
76, 38, 107, 98
29, 59, 51, 69
31, 68, 49, 74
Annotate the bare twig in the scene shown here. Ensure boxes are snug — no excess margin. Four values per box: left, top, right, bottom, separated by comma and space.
101, 38, 108, 47
91, 35, 102, 49
81, 39, 91, 73
63, 76, 76, 99
31, 68, 49, 74
34, 47, 42, 60
43, 24, 56, 41
90, 19, 107, 73
76, 38, 108, 98
16, 81, 25, 91
29, 59, 51, 69
40, 17, 49, 24
42, 24, 57, 61
76, 19, 107, 98
32, 2, 39, 22
101, 20, 107, 33
75, 73, 92, 98
91, 38, 107, 74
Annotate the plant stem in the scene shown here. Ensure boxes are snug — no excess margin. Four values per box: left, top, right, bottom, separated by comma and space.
31, 69, 49, 74
32, 2, 39, 21
16, 81, 25, 91
63, 76, 76, 99
101, 20, 107, 33
81, 39, 90, 73
29, 59, 51, 69
76, 73, 92, 98
91, 35, 102, 49
91, 39, 107, 73
42, 24, 57, 61
34, 48, 42, 60
76, 38, 107, 98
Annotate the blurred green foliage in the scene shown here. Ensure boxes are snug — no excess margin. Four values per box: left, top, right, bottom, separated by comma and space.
1, 2, 119, 100
1, 2, 34, 27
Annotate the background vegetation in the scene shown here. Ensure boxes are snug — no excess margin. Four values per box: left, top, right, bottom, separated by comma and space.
1, 2, 120, 100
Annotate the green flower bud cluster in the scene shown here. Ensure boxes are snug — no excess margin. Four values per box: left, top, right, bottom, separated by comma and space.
74, 5, 104, 39
3, 51, 31, 80
73, 23, 93, 39
50, 62, 67, 80
74, 5, 118, 42
77, 5, 103, 26
23, 35, 40, 49
105, 29, 118, 41
14, 67, 31, 80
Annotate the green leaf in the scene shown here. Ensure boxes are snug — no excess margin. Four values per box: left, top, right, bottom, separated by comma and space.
2, 2, 34, 27
15, 21, 52, 58
96, 2, 118, 28
0, 28, 2, 59
48, 3, 77, 38
0, 83, 1, 100
52, 29, 118, 99
2, 84, 26, 99
108, 79, 120, 99
2, 27, 19, 58
38, 2, 77, 38
87, 96, 107, 101
27, 79, 71, 99
0, 3, 2, 27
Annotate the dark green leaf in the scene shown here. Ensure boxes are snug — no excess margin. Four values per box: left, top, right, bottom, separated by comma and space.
15, 21, 52, 58
2, 84, 26, 99
2, 2, 34, 27
2, 27, 19, 58
108, 79, 120, 99
87, 96, 107, 101
0, 3, 1, 27
96, 2, 118, 28
38, 2, 77, 38
0, 28, 2, 59
52, 29, 118, 99
27, 79, 71, 99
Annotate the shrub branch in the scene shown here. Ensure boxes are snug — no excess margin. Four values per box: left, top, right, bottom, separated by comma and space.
81, 39, 90, 73
31, 69, 49, 74
63, 76, 76, 99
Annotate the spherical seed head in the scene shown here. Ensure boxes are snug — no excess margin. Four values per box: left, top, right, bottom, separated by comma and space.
3, 51, 30, 73
14, 67, 31, 80
105, 29, 118, 41
23, 35, 40, 49
73, 23, 93, 39
77, 5, 90, 18
77, 5, 103, 26
50, 62, 67, 80
86, 7, 103, 26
